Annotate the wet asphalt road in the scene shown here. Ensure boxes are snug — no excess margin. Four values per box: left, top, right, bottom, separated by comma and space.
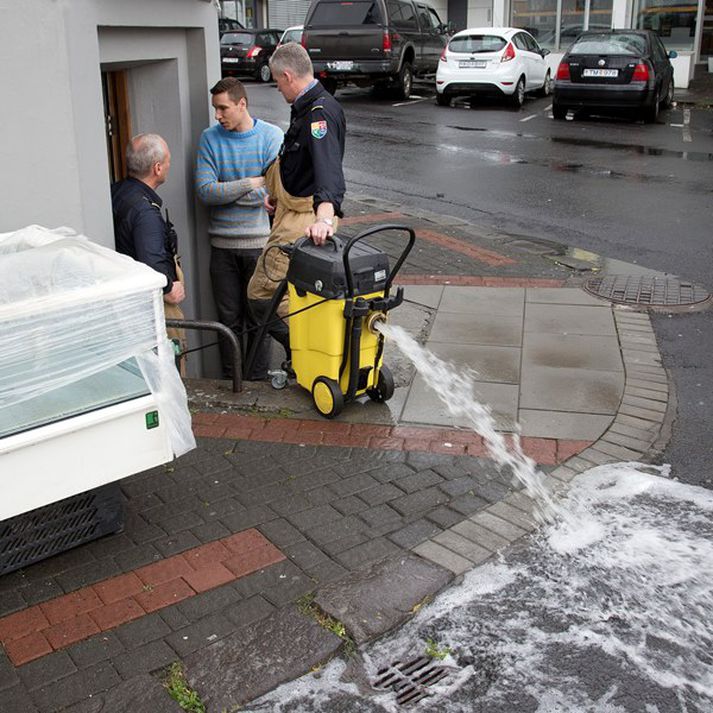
247, 81, 713, 489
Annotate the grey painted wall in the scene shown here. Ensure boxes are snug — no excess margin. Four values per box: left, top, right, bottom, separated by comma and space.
1, 0, 223, 376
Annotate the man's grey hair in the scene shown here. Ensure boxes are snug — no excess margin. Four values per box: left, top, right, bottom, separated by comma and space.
269, 42, 313, 79
126, 134, 168, 178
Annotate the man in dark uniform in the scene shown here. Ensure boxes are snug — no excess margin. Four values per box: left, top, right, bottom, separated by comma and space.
111, 134, 186, 353
247, 42, 346, 359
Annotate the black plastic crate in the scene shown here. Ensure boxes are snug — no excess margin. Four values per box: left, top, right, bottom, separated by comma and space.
0, 483, 124, 576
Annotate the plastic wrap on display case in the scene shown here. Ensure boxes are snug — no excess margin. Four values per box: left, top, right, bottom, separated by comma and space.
0, 225, 196, 461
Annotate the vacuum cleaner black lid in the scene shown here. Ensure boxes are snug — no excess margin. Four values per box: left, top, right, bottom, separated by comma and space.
287, 236, 390, 299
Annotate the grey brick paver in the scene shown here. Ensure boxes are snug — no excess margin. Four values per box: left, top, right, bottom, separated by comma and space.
359, 504, 403, 529
287, 504, 343, 531
471, 511, 528, 541
113, 640, 176, 679
165, 614, 235, 657
487, 502, 537, 532
624, 385, 668, 401
425, 506, 465, 528
451, 519, 510, 551
358, 483, 405, 506
618, 404, 665, 423
549, 465, 578, 482
391, 487, 449, 516
336, 537, 401, 571
394, 469, 444, 493
17, 651, 76, 690
450, 493, 489, 516
388, 519, 443, 549
433, 531, 491, 564
576, 448, 618, 466
603, 431, 653, 452
622, 395, 667, 413
627, 378, 668, 393
224, 595, 275, 629
591, 441, 645, 460
328, 473, 381, 498
413, 541, 472, 575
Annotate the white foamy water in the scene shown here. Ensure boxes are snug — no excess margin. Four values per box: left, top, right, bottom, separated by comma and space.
245, 464, 713, 712
242, 326, 713, 712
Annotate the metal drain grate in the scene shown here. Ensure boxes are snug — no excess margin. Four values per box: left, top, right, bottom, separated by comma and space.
373, 656, 453, 706
584, 275, 710, 307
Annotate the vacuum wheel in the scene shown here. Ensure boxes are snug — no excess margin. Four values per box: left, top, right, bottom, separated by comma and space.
312, 377, 344, 419
366, 365, 395, 403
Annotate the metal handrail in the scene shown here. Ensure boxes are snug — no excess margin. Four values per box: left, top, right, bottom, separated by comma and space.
165, 319, 242, 393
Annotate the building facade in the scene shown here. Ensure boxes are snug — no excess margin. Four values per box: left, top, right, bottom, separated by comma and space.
1, 0, 227, 376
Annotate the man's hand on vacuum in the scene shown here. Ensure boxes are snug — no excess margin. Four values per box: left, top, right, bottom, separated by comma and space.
306, 204, 335, 246
165, 281, 186, 305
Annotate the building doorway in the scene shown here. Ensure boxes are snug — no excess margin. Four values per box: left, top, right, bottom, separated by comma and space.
101, 70, 131, 183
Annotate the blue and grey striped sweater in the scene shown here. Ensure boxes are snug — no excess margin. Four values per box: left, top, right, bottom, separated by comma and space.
195, 120, 283, 250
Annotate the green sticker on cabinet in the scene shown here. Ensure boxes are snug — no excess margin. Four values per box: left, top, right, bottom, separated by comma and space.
145, 411, 159, 429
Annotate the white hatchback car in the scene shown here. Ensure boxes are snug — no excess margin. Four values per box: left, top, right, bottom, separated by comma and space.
436, 27, 552, 108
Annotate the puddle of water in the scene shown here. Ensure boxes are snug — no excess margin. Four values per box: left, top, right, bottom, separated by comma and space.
242, 328, 713, 712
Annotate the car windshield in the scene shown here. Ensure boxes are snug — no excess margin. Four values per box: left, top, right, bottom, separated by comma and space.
282, 30, 302, 43
448, 34, 507, 53
570, 33, 647, 56
221, 32, 254, 45
309, 1, 383, 26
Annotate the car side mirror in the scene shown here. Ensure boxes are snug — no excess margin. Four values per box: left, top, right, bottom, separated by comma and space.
541, 48, 550, 57
668, 50, 678, 59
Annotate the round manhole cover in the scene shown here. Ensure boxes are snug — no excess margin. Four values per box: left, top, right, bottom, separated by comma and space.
584, 275, 710, 307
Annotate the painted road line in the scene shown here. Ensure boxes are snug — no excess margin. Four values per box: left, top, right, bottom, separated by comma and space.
520, 114, 537, 122
682, 107, 692, 143
393, 96, 430, 107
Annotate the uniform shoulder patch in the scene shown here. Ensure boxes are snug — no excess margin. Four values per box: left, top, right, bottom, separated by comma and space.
311, 120, 328, 140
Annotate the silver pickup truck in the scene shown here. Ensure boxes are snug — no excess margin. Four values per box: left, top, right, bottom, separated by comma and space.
302, 0, 449, 98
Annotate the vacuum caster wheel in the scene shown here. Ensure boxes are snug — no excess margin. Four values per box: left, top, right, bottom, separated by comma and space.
366, 365, 394, 403
312, 377, 344, 419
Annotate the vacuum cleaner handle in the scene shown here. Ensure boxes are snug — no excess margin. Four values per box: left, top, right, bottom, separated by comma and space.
342, 224, 416, 298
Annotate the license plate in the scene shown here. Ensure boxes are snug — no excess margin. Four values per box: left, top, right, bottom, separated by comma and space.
328, 60, 354, 71
459, 60, 487, 68
582, 68, 618, 78
223, 58, 241, 63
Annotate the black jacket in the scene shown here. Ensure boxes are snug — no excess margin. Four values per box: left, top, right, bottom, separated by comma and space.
111, 177, 178, 294
279, 81, 346, 217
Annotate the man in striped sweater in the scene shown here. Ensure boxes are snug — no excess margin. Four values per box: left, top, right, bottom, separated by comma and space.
195, 78, 283, 380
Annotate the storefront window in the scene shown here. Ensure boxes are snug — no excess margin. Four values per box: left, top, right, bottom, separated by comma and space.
512, 0, 558, 49
635, 0, 698, 50
512, 0, 613, 50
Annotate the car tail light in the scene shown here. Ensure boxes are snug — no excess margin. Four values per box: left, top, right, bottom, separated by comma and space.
383, 30, 392, 53
501, 42, 515, 63
556, 61, 570, 80
632, 63, 650, 81
247, 46, 262, 58
440, 46, 447, 62
301, 33, 308, 49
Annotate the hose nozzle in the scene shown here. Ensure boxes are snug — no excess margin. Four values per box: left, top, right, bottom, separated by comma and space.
366, 311, 388, 335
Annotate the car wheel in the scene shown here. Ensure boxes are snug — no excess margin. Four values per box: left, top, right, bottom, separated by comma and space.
509, 76, 525, 108
256, 62, 272, 83
643, 89, 660, 123
552, 101, 567, 120
537, 70, 552, 97
436, 93, 450, 106
662, 77, 674, 108
322, 77, 338, 95
394, 61, 413, 100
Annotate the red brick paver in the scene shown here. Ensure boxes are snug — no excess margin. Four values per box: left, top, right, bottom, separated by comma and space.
193, 414, 591, 466
0, 528, 285, 667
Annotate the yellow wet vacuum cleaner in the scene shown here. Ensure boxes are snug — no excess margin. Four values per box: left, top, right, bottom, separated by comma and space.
262, 224, 415, 418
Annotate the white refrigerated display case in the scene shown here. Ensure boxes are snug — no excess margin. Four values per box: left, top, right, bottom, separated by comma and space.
0, 226, 195, 524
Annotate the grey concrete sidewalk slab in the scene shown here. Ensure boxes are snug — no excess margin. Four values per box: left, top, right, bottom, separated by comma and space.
424, 342, 520, 384
525, 287, 604, 305
402, 374, 518, 430
520, 365, 624, 414
524, 303, 617, 336
400, 284, 444, 309
314, 554, 452, 645
429, 311, 523, 347
184, 606, 342, 712
438, 286, 525, 315
523, 333, 624, 372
